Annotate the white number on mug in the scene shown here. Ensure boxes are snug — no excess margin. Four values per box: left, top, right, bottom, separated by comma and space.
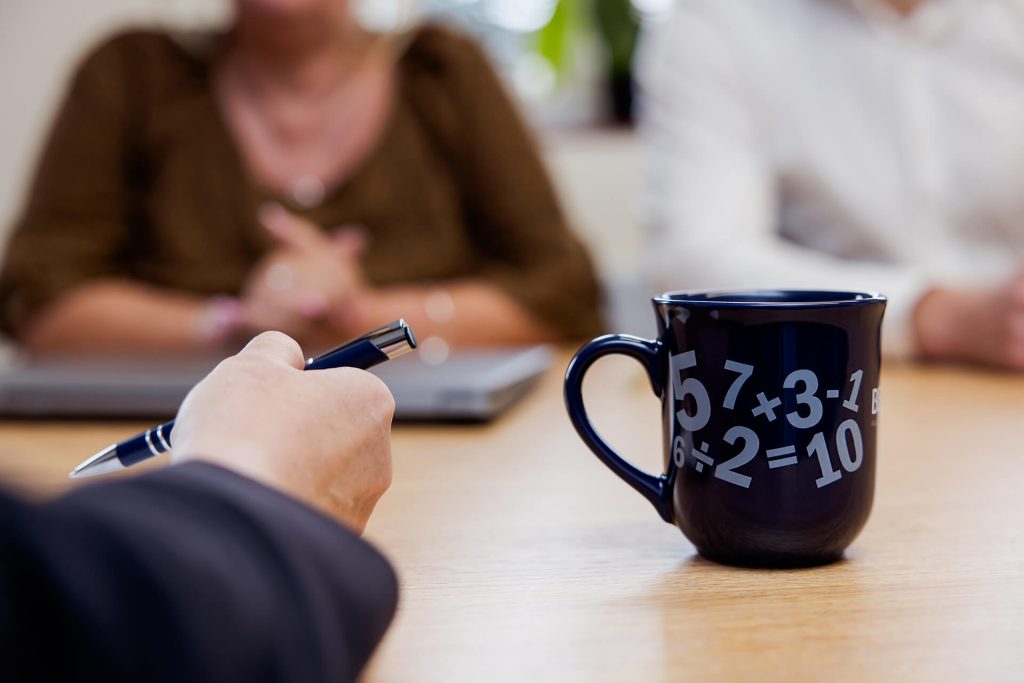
713, 426, 759, 489
836, 418, 864, 472
672, 435, 686, 468
843, 369, 863, 412
806, 432, 843, 488
783, 369, 824, 430
671, 351, 711, 432
806, 419, 865, 488
722, 360, 754, 410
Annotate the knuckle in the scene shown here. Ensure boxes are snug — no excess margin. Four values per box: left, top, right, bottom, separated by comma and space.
214, 354, 256, 378
375, 456, 394, 494
218, 351, 272, 379
357, 372, 396, 419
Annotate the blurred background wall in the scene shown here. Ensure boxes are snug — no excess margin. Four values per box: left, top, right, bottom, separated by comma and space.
0, 0, 660, 333
0, 1, 228, 245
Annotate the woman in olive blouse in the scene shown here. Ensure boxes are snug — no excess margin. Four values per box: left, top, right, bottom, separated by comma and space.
0, 0, 602, 354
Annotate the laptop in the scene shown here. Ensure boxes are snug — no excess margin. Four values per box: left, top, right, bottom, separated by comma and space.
0, 346, 553, 422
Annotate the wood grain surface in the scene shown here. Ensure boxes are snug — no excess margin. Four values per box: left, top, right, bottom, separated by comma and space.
1, 353, 1022, 681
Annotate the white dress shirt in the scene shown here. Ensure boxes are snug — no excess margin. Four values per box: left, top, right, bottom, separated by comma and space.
637, 0, 1024, 355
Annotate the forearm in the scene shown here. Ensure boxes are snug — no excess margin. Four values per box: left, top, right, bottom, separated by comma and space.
20, 279, 219, 355
356, 280, 557, 346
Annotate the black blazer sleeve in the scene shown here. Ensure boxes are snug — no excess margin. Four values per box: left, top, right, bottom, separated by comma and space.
0, 462, 398, 682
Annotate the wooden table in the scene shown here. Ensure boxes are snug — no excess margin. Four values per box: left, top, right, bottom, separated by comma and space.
1, 354, 1022, 681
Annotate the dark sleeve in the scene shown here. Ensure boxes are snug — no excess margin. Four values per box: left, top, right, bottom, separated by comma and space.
407, 27, 605, 340
0, 462, 398, 683
0, 33, 146, 336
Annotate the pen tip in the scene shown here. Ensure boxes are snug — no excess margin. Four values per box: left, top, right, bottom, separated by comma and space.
68, 444, 123, 479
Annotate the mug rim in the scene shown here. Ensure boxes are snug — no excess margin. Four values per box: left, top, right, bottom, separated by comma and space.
654, 289, 887, 308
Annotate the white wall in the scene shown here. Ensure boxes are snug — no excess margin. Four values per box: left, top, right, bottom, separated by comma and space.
0, 0, 227, 238
545, 130, 651, 334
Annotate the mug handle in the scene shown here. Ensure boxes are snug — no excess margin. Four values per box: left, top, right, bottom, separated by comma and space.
564, 334, 674, 523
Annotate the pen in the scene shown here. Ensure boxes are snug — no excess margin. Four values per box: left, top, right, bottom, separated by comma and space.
69, 320, 417, 479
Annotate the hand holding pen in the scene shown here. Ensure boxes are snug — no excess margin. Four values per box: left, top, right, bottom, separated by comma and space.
71, 320, 416, 479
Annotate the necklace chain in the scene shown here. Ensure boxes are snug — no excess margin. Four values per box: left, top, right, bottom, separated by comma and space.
218, 43, 391, 208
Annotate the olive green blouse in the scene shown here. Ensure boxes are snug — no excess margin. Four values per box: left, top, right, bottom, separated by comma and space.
0, 25, 602, 339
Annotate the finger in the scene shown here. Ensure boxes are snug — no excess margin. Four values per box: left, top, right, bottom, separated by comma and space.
329, 303, 359, 331
330, 225, 368, 259
238, 330, 306, 369
295, 290, 329, 319
260, 203, 328, 253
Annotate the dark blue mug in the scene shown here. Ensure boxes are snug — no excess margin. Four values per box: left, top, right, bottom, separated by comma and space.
565, 290, 886, 567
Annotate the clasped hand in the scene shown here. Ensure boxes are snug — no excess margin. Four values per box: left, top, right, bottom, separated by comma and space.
239, 204, 372, 345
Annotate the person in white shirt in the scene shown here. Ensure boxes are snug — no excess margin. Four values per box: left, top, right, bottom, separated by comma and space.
638, 0, 1024, 368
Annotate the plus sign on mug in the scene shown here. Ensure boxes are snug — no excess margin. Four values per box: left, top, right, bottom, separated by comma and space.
564, 290, 886, 567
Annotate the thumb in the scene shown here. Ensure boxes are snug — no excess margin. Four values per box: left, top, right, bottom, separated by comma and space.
238, 330, 307, 370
